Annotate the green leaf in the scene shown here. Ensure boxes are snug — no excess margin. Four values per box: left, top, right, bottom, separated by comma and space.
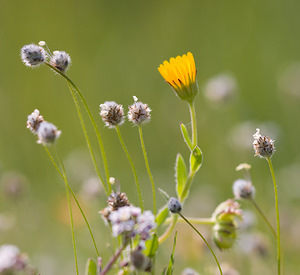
175, 153, 187, 198
189, 146, 203, 173
84, 258, 97, 275
145, 233, 159, 258
180, 122, 193, 151
156, 205, 169, 228
166, 232, 178, 275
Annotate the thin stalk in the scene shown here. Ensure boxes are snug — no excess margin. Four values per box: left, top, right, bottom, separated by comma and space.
66, 81, 109, 195
250, 198, 277, 239
43, 146, 78, 275
188, 101, 197, 148
166, 216, 215, 225
138, 126, 156, 214
45, 62, 111, 193
115, 126, 144, 211
158, 215, 178, 244
43, 145, 100, 257
100, 244, 126, 275
267, 157, 281, 275
179, 213, 223, 275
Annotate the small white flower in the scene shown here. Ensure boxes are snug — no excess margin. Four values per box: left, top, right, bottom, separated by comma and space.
26, 109, 44, 134
37, 121, 61, 145
21, 44, 46, 67
128, 101, 151, 125
50, 51, 71, 72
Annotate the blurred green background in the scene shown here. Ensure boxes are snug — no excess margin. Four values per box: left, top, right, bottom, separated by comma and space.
1, 0, 300, 274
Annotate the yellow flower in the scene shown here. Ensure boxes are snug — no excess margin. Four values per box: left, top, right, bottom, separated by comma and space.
158, 52, 198, 102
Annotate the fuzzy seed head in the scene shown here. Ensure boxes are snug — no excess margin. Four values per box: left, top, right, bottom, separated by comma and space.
128, 101, 151, 125
168, 197, 182, 213
37, 121, 61, 145
21, 44, 46, 67
50, 51, 71, 73
100, 101, 124, 128
26, 109, 44, 134
253, 128, 275, 158
233, 179, 255, 200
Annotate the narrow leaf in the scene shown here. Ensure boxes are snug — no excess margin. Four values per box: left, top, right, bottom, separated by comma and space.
85, 258, 97, 275
180, 122, 193, 151
156, 205, 169, 228
166, 232, 177, 275
145, 234, 159, 258
189, 146, 203, 173
175, 153, 187, 198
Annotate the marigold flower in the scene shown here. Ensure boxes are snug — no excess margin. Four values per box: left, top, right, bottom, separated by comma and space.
158, 52, 198, 102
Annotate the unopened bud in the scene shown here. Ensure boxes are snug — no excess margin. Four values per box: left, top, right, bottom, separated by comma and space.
168, 197, 182, 213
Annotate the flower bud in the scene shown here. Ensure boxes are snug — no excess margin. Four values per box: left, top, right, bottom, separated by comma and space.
232, 179, 255, 200
168, 197, 182, 213
128, 98, 151, 125
50, 51, 71, 73
37, 121, 61, 145
100, 101, 124, 128
21, 44, 46, 67
253, 128, 275, 158
212, 199, 242, 250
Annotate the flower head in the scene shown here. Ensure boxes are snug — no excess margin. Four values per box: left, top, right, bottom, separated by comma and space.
50, 51, 71, 73
128, 98, 151, 125
253, 128, 275, 158
233, 179, 255, 200
100, 101, 124, 128
37, 121, 61, 145
26, 109, 44, 134
21, 44, 46, 67
158, 52, 198, 102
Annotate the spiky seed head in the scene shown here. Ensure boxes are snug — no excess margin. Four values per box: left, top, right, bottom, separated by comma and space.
107, 192, 130, 210
37, 121, 61, 145
100, 101, 124, 128
233, 179, 255, 200
50, 51, 71, 73
128, 98, 151, 125
21, 44, 46, 67
26, 109, 44, 134
253, 128, 275, 158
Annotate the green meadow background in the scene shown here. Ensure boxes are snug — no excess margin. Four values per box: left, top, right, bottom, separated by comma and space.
1, 0, 300, 274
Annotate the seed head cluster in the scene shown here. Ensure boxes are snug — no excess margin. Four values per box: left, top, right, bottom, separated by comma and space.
253, 128, 275, 158
50, 51, 71, 73
100, 101, 124, 128
21, 44, 46, 67
233, 179, 255, 200
128, 101, 151, 125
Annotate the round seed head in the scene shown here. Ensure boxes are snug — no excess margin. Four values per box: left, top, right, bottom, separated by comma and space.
128, 101, 151, 125
100, 101, 124, 128
233, 179, 255, 200
50, 51, 71, 73
168, 197, 182, 213
37, 121, 61, 145
21, 44, 46, 67
253, 128, 275, 158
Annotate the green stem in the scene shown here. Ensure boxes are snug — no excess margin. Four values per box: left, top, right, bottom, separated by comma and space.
43, 146, 78, 275
267, 157, 281, 275
138, 126, 156, 214
45, 62, 111, 193
166, 217, 215, 225
115, 126, 144, 211
250, 198, 277, 239
159, 215, 178, 244
188, 101, 197, 148
66, 81, 109, 195
179, 213, 223, 275
43, 145, 100, 257
179, 171, 195, 203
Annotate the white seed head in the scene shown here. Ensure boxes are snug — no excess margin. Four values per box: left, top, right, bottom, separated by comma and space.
37, 121, 61, 145
128, 101, 151, 125
233, 179, 255, 200
100, 101, 124, 128
21, 44, 46, 67
253, 128, 275, 158
0, 245, 20, 272
26, 109, 44, 134
50, 51, 71, 73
